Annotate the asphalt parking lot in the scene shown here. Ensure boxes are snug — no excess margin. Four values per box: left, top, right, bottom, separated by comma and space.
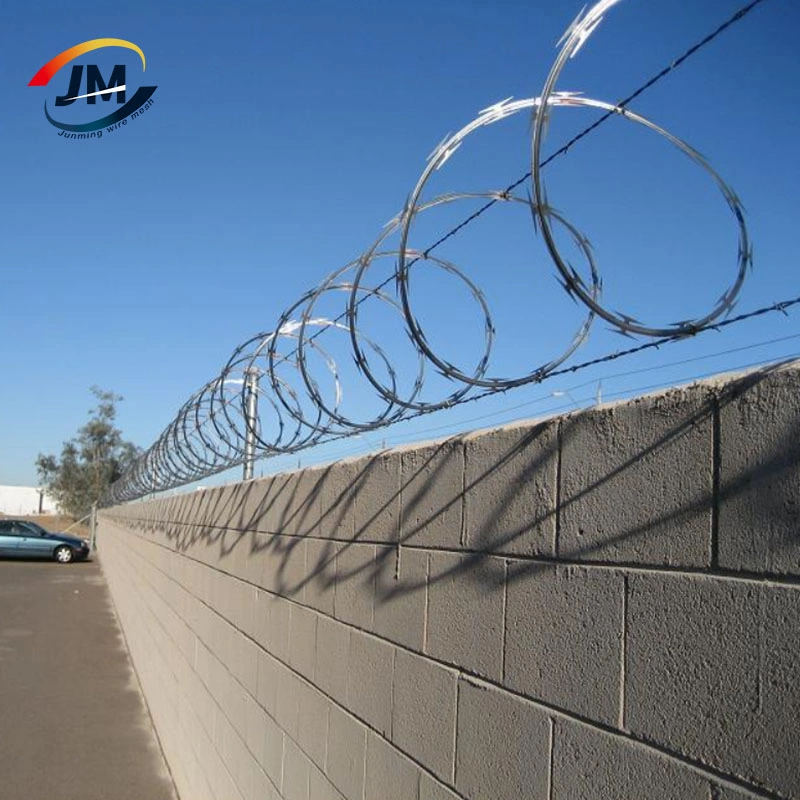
0, 556, 177, 800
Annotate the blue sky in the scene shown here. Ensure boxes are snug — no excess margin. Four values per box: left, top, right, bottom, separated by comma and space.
1, 0, 798, 488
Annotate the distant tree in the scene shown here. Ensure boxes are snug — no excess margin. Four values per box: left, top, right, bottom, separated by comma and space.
36, 387, 140, 518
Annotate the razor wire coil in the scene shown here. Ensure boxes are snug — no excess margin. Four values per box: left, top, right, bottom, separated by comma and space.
104, 0, 772, 505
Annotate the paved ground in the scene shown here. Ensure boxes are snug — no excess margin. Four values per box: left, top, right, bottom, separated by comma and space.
0, 556, 177, 800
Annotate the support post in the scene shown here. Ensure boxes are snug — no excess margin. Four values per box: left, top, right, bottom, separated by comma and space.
90, 503, 98, 551
243, 368, 260, 481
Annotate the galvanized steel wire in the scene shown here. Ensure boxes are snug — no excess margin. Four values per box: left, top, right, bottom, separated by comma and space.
104, 0, 769, 504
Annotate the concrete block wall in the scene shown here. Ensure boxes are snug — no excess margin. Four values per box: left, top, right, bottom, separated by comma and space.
98, 363, 800, 800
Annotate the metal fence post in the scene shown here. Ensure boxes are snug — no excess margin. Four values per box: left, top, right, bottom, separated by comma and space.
243, 368, 260, 481
90, 503, 98, 551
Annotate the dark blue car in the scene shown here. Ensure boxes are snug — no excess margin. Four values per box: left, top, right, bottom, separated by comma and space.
0, 519, 90, 563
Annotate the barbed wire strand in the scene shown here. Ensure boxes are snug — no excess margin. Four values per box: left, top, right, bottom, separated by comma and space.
239, 294, 800, 479
312, 341, 800, 465
372, 329, 800, 444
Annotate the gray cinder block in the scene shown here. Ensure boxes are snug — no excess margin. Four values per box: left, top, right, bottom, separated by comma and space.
243, 692, 269, 769
257, 533, 304, 598
463, 420, 558, 556
252, 762, 280, 800
427, 552, 505, 681
238, 531, 267, 587
315, 616, 350, 705
288, 466, 326, 538
289, 603, 318, 682
626, 573, 800, 797
334, 543, 376, 629
419, 774, 461, 800
225, 679, 250, 747
208, 483, 246, 530
552, 718, 709, 800
259, 712, 284, 788
267, 595, 292, 665
504, 563, 624, 724
217, 710, 248, 792
275, 666, 300, 740
559, 386, 713, 567
230, 633, 260, 697
282, 737, 311, 800
757, 586, 800, 797
710, 787, 758, 800
305, 538, 337, 616
374, 546, 428, 652
392, 650, 457, 783
297, 680, 330, 771
309, 765, 346, 800
275, 536, 308, 601
241, 732, 269, 800
399, 438, 464, 550
352, 451, 402, 543
347, 631, 394, 736
256, 649, 279, 717
365, 732, 421, 800
240, 475, 291, 534
326, 705, 367, 800
718, 366, 800, 574
317, 461, 359, 541
255, 534, 282, 595
455, 678, 549, 800
226, 577, 257, 640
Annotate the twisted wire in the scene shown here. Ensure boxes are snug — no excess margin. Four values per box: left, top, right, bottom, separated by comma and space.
104, 0, 772, 505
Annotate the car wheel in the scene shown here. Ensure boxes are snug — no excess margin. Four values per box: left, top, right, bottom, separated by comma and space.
54, 545, 74, 564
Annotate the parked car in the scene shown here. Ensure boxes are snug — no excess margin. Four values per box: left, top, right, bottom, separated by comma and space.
0, 519, 90, 563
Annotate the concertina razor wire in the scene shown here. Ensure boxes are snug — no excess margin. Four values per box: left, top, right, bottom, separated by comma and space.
104, 0, 763, 505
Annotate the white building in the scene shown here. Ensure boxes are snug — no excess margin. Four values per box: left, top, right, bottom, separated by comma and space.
0, 485, 58, 516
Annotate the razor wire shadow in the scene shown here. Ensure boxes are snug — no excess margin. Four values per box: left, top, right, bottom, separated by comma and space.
113, 362, 800, 608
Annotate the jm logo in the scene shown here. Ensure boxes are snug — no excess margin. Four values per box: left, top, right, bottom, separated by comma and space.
29, 38, 157, 134
55, 64, 127, 106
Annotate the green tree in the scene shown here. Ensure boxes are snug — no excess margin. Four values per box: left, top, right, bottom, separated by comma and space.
36, 387, 140, 518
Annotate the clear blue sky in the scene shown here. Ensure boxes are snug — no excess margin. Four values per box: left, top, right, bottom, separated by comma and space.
1, 0, 798, 487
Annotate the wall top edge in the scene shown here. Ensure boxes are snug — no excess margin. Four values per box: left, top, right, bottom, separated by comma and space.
102, 358, 800, 513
